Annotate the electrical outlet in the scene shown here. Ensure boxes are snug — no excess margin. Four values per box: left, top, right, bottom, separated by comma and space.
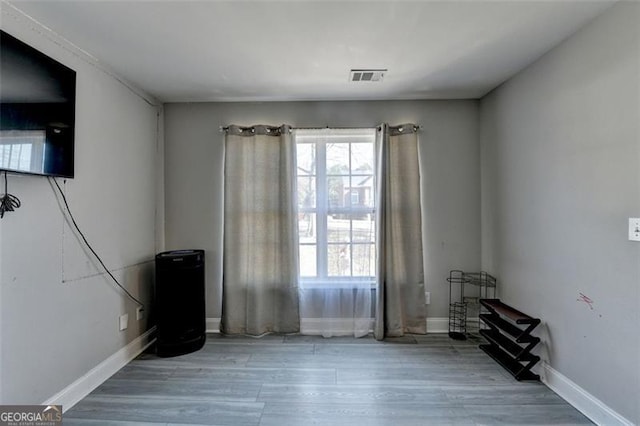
425, 292, 431, 305
136, 307, 144, 321
119, 313, 129, 331
629, 218, 640, 241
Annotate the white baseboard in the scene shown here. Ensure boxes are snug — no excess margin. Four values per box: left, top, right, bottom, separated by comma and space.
300, 318, 375, 335
538, 363, 634, 426
426, 317, 449, 333
210, 318, 374, 336
425, 317, 480, 334
206, 318, 221, 333
43, 327, 156, 412
207, 317, 449, 334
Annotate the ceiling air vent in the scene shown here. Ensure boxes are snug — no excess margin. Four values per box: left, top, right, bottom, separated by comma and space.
350, 69, 386, 82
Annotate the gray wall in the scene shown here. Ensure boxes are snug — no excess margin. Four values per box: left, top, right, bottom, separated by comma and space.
164, 100, 480, 320
0, 12, 160, 403
480, 3, 639, 423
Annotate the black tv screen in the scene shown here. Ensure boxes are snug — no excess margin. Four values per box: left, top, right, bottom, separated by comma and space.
1, 30, 76, 178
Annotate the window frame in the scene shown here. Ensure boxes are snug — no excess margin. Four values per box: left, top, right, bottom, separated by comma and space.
295, 129, 377, 288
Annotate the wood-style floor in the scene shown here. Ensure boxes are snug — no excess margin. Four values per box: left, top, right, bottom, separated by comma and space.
65, 333, 592, 425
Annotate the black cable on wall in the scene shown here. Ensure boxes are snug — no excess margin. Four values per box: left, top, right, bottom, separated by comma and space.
49, 177, 145, 309
0, 171, 21, 218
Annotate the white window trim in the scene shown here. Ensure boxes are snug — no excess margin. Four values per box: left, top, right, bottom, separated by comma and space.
295, 128, 376, 286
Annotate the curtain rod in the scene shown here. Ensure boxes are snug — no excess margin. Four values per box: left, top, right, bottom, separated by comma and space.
219, 125, 420, 132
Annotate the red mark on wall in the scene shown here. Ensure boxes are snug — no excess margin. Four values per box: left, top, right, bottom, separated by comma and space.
577, 292, 594, 310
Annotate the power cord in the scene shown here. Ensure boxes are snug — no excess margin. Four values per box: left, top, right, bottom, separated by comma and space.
0, 171, 22, 218
49, 177, 144, 309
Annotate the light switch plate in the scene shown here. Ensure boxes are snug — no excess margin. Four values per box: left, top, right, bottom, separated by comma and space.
629, 218, 640, 241
119, 313, 129, 331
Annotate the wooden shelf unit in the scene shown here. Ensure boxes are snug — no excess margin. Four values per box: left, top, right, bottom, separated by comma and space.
479, 298, 541, 381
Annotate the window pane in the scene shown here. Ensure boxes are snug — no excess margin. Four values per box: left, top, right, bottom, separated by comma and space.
299, 244, 317, 277
327, 215, 351, 243
326, 214, 375, 243
326, 143, 349, 174
350, 191, 359, 205
327, 175, 347, 208
349, 175, 374, 208
297, 176, 315, 209
351, 142, 374, 174
299, 213, 316, 243
297, 143, 316, 175
328, 244, 350, 276
351, 215, 375, 242
352, 244, 375, 277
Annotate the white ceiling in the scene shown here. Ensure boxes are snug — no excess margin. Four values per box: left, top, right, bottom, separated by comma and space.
7, 0, 614, 103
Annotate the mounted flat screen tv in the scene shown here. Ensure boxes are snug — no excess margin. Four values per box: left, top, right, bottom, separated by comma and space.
1, 30, 76, 178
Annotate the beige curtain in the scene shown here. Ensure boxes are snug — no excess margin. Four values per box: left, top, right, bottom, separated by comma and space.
222, 124, 300, 335
374, 124, 426, 339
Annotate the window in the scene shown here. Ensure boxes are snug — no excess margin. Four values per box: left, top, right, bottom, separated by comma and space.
295, 128, 376, 286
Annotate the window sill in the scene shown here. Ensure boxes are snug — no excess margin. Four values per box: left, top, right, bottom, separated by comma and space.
299, 279, 376, 290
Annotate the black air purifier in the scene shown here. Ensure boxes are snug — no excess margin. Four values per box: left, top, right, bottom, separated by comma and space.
155, 249, 206, 357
